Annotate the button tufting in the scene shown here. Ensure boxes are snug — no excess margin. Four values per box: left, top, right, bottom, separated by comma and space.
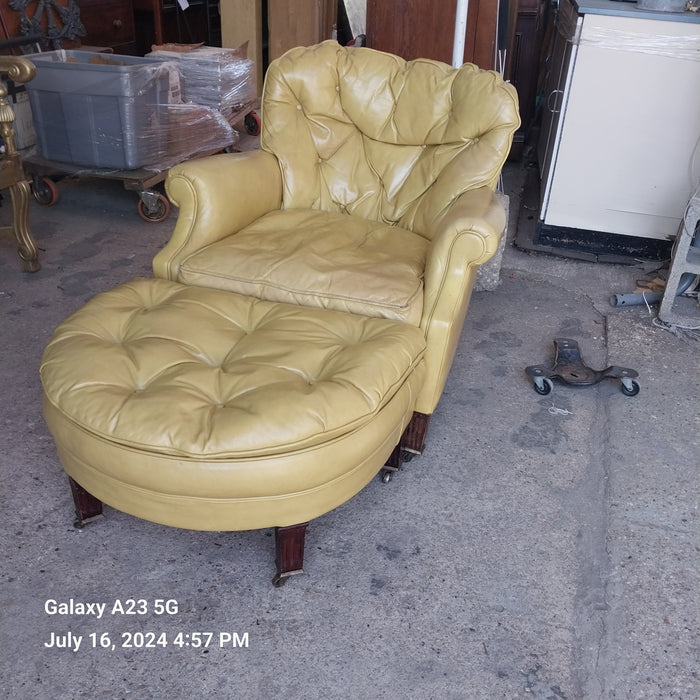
41, 278, 427, 457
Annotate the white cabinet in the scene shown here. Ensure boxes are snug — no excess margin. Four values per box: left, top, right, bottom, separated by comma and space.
538, 0, 700, 250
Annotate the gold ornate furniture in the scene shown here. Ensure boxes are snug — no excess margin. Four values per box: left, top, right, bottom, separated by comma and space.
0, 54, 39, 272
155, 40, 520, 452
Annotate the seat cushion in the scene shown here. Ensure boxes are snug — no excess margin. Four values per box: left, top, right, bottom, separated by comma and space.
177, 209, 429, 325
40, 277, 426, 459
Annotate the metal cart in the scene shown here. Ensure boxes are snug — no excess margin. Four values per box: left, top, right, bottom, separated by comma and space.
25, 153, 172, 222
23, 104, 260, 223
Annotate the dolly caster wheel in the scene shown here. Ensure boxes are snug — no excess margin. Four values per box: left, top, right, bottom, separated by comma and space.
533, 377, 554, 395
620, 379, 640, 397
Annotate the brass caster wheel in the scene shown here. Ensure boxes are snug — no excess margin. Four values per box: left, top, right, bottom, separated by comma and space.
402, 449, 417, 463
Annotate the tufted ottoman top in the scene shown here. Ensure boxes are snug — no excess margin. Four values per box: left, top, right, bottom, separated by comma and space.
40, 278, 426, 460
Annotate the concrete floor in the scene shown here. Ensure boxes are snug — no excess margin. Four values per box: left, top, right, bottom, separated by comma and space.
1, 156, 698, 700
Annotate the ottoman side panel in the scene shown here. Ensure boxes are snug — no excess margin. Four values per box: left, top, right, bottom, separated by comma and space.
43, 366, 424, 531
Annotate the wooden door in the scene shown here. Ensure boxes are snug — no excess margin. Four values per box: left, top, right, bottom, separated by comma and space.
366, 0, 498, 70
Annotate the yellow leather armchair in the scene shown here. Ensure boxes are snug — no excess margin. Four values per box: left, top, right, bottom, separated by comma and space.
154, 41, 519, 444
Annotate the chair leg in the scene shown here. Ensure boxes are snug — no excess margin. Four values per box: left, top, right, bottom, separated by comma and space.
273, 523, 307, 586
402, 412, 431, 456
9, 179, 40, 272
68, 477, 103, 528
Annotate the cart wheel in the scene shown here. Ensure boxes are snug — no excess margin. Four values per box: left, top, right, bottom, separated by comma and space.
620, 379, 640, 397
244, 112, 261, 136
33, 177, 59, 206
534, 377, 554, 396
137, 194, 170, 223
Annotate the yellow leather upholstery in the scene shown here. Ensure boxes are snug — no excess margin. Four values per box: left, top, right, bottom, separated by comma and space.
154, 41, 519, 415
262, 42, 517, 225
178, 209, 428, 324
41, 278, 425, 530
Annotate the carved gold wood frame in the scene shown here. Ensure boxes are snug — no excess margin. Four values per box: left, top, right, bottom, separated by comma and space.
0, 55, 40, 272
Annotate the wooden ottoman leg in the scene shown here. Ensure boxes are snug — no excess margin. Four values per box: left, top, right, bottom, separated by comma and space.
68, 477, 103, 528
380, 411, 432, 483
402, 411, 431, 456
273, 523, 308, 587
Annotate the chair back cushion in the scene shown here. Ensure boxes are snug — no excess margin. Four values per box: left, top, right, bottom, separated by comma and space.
261, 41, 520, 237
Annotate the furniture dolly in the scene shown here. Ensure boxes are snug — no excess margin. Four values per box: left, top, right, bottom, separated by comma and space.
526, 338, 640, 396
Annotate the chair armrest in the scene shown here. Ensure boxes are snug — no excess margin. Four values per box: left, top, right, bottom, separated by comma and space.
416, 186, 507, 414
153, 150, 283, 280
0, 55, 35, 86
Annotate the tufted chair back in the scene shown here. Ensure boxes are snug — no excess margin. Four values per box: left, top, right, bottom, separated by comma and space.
261, 41, 519, 238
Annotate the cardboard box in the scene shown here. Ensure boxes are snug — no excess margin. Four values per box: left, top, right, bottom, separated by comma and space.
10, 90, 37, 151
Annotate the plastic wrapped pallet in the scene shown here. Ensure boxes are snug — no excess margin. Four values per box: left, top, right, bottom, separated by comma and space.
24, 50, 235, 172
163, 103, 238, 169
147, 44, 256, 125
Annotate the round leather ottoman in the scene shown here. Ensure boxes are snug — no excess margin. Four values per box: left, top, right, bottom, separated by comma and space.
40, 278, 426, 584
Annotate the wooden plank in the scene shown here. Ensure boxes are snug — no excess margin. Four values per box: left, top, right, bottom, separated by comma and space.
220, 0, 263, 94
366, 0, 457, 64
268, 0, 337, 62
465, 0, 498, 70
366, 0, 497, 69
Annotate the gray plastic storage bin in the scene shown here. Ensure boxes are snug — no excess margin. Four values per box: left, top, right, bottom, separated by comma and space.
25, 51, 177, 170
